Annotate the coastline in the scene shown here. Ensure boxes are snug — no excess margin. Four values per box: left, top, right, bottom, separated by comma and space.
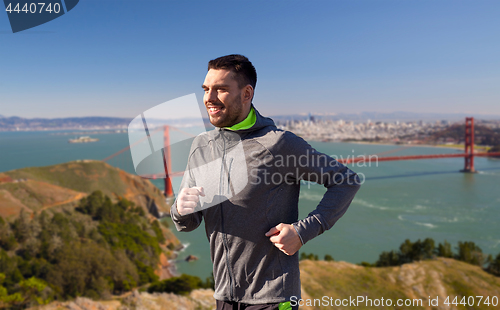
316, 140, 491, 152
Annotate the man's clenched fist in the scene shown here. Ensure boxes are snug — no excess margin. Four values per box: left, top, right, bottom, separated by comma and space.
265, 223, 303, 256
176, 186, 205, 216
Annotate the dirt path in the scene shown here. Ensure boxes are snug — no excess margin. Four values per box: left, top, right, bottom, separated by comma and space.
39, 192, 87, 211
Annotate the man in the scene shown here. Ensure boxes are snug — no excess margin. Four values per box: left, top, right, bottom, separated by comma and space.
171, 54, 361, 310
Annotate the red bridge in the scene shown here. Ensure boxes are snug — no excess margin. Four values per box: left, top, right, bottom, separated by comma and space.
103, 117, 500, 197
337, 117, 500, 171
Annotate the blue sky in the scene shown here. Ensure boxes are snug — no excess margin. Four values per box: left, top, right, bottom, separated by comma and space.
1, 0, 499, 119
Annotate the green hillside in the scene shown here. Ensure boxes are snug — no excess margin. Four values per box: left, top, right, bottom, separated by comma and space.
0, 191, 181, 309
0, 161, 170, 220
0, 162, 183, 309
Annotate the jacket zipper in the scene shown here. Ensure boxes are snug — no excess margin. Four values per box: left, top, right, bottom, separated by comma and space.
219, 130, 235, 300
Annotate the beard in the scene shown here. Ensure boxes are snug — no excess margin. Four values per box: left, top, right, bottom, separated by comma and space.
208, 95, 243, 128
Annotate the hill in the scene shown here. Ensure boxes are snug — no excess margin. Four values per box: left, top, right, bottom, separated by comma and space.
0, 189, 182, 306
299, 258, 500, 310
0, 160, 170, 220
31, 258, 500, 310
429, 124, 500, 146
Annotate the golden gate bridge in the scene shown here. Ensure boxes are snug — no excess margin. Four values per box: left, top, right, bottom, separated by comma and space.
103, 117, 500, 199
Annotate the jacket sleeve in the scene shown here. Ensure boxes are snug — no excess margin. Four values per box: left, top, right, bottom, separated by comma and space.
278, 131, 361, 245
170, 150, 203, 232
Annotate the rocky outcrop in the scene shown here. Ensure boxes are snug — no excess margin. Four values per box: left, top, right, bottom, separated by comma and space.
155, 253, 175, 281
185, 255, 199, 262
35, 297, 121, 310
33, 289, 216, 310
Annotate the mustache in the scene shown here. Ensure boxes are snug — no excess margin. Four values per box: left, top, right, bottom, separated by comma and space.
206, 103, 224, 108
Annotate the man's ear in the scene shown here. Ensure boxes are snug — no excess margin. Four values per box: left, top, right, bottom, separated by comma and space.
242, 85, 254, 104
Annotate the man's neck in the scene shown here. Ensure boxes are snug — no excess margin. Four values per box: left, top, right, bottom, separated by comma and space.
226, 106, 256, 131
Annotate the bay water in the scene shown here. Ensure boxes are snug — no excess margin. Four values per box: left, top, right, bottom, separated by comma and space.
1, 131, 499, 279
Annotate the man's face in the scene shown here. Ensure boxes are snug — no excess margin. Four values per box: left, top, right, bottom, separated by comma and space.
202, 69, 247, 128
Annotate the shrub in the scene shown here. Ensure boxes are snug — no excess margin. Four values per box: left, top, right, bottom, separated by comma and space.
486, 253, 500, 276
299, 253, 318, 261
437, 240, 453, 258
147, 274, 205, 295
376, 250, 400, 267
455, 241, 486, 266
324, 254, 334, 262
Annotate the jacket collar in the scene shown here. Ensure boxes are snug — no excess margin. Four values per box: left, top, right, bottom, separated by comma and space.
214, 105, 276, 147
217, 105, 275, 134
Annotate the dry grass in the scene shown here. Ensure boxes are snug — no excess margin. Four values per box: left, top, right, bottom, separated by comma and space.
299, 258, 500, 310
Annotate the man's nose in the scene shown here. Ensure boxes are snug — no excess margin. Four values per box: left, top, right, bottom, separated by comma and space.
205, 89, 218, 103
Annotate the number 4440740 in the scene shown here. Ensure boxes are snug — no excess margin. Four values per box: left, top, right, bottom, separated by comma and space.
444, 296, 498, 307
5, 3, 62, 14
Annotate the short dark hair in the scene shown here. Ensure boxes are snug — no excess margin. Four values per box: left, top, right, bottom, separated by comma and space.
208, 54, 257, 90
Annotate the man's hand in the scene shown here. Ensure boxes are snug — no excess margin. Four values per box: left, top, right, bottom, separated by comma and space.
265, 223, 302, 256
176, 187, 205, 216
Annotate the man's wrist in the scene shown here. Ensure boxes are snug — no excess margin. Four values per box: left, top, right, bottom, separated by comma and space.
292, 223, 304, 245
171, 199, 185, 218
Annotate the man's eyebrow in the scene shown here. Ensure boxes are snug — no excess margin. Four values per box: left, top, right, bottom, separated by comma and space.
201, 83, 230, 89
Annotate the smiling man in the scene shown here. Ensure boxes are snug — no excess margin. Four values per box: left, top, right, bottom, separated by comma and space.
203, 66, 252, 128
171, 54, 361, 310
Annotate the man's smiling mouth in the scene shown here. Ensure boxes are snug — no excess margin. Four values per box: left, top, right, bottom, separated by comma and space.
208, 106, 223, 114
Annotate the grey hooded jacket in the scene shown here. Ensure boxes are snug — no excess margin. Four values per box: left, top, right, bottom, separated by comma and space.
171, 108, 361, 304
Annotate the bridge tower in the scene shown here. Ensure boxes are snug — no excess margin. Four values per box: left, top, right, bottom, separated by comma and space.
163, 125, 175, 202
462, 117, 475, 173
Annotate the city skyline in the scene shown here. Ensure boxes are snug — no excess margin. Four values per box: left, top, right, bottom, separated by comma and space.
1, 1, 499, 119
